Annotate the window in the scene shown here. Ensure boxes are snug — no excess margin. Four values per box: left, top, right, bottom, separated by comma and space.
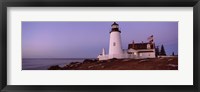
147, 44, 151, 49
113, 42, 116, 46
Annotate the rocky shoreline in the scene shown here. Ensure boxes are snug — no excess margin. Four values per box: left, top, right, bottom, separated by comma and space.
48, 57, 178, 70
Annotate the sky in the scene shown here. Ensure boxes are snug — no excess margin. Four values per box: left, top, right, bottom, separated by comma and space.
22, 22, 178, 58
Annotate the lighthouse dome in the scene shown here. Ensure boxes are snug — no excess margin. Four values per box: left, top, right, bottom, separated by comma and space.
111, 22, 119, 26
110, 22, 121, 33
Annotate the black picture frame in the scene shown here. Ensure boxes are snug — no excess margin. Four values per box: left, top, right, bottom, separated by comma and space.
0, 0, 200, 92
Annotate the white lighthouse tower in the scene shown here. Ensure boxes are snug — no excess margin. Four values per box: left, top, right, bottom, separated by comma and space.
109, 22, 123, 59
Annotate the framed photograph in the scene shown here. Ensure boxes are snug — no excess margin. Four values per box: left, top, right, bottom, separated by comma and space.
1, 0, 200, 92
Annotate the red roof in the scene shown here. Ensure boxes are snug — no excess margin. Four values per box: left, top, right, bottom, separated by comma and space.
128, 43, 154, 50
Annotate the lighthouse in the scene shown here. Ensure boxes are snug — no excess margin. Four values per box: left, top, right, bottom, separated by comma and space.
109, 22, 123, 58
97, 22, 156, 60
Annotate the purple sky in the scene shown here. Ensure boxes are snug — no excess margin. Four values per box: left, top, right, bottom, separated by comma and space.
22, 22, 178, 58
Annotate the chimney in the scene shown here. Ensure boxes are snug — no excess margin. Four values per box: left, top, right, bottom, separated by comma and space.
102, 48, 105, 56
132, 40, 135, 49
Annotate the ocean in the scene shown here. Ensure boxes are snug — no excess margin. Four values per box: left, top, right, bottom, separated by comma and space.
22, 58, 90, 70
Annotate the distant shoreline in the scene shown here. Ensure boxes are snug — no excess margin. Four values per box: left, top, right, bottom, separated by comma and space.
22, 58, 92, 70
22, 58, 97, 60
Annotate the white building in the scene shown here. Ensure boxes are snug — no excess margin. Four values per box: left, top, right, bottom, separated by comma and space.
108, 22, 124, 59
97, 22, 156, 60
127, 40, 156, 59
